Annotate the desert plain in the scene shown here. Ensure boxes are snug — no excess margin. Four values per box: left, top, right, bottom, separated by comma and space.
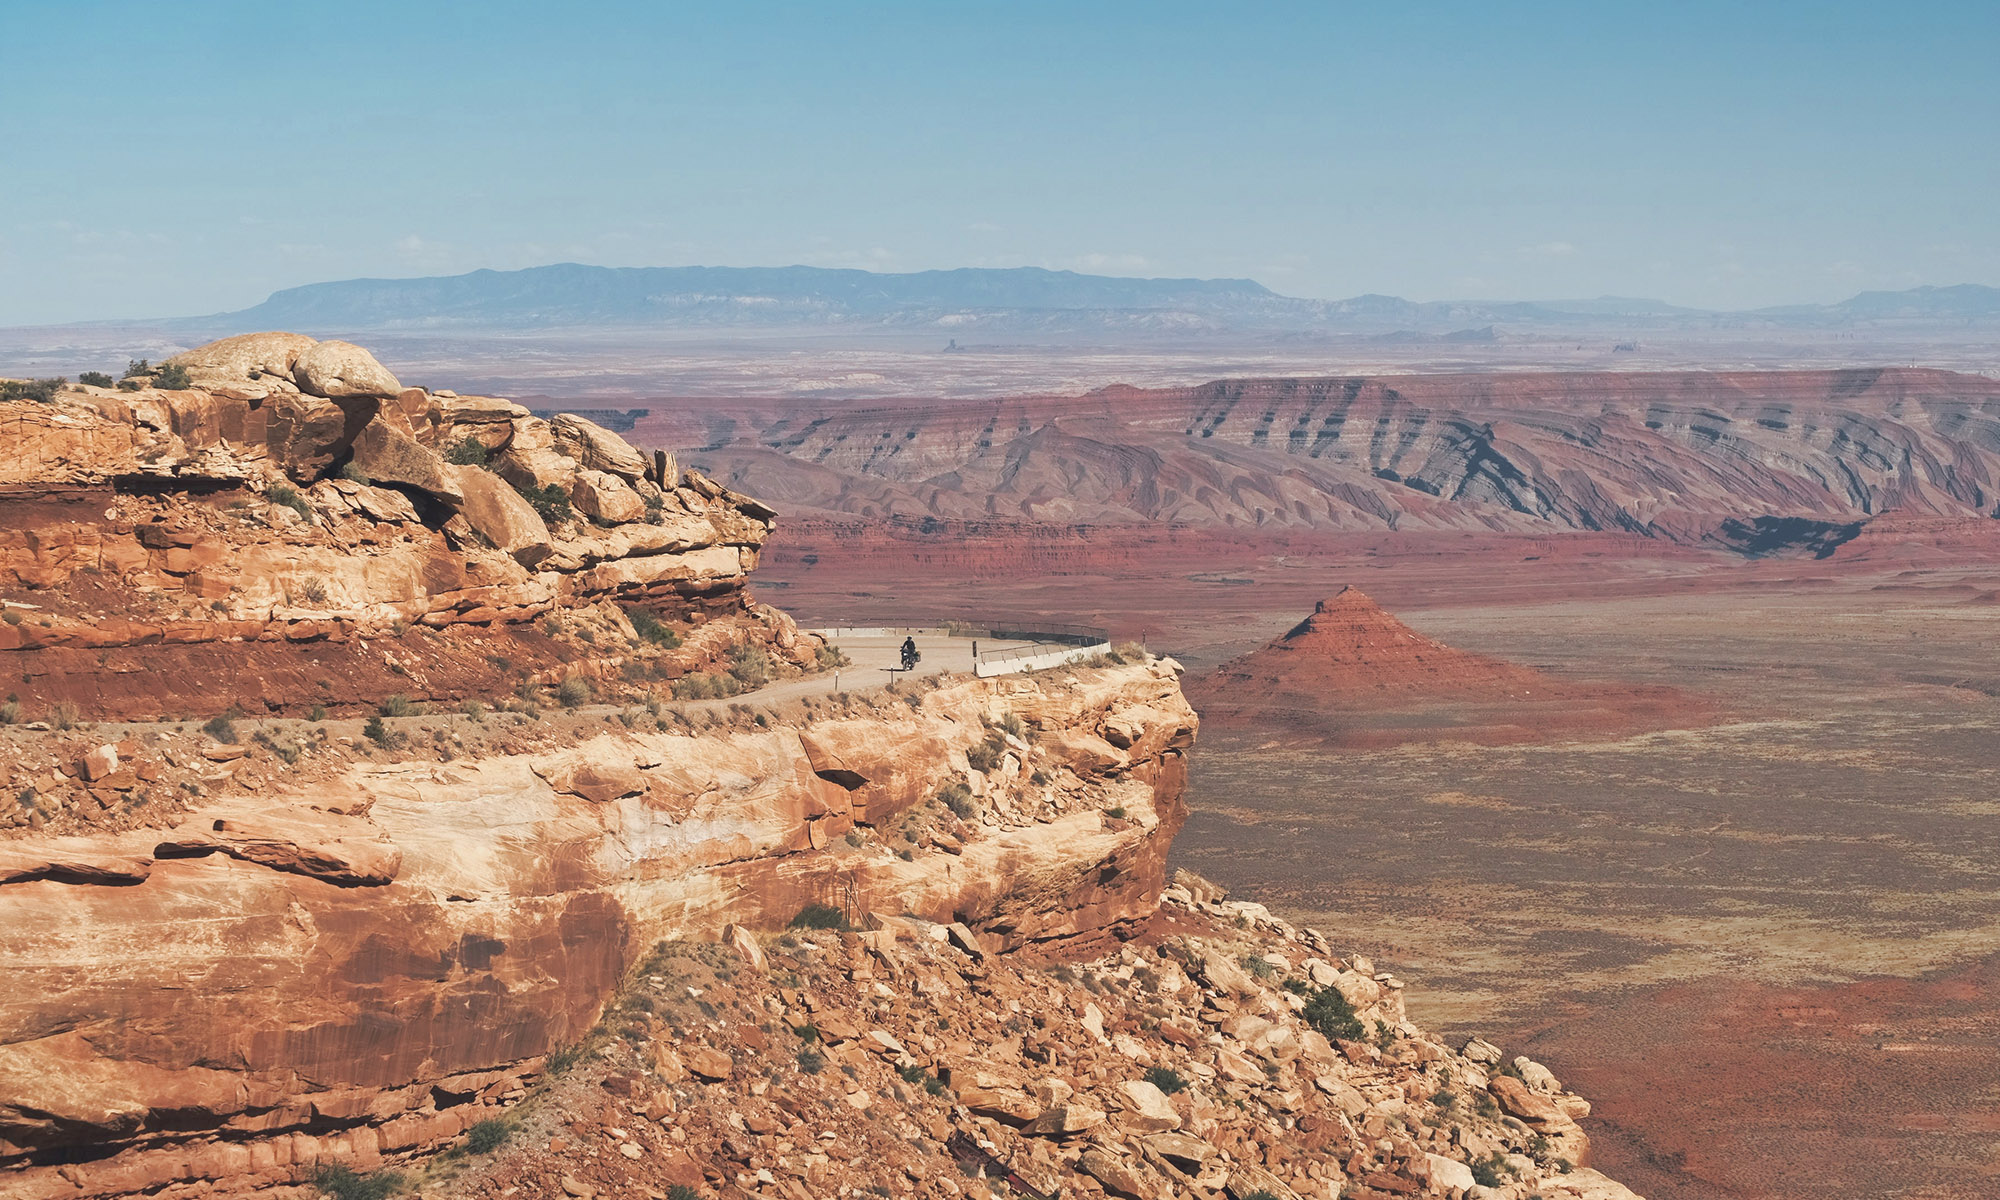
753, 522, 2000, 1200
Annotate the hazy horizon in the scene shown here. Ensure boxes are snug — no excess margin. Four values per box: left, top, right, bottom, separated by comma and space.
6, 1, 1998, 326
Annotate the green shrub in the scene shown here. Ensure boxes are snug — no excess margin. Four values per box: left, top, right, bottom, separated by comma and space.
363, 715, 392, 746
378, 694, 416, 718
794, 1022, 821, 1042
816, 642, 849, 669
514, 481, 572, 525
298, 575, 329, 604
460, 699, 485, 722
994, 712, 1028, 740
965, 731, 1006, 773
340, 462, 372, 485
1105, 805, 1128, 819
1470, 1153, 1510, 1187
310, 1165, 405, 1200
667, 1187, 700, 1200
545, 1042, 583, 1076
0, 699, 18, 726
154, 363, 192, 390
1145, 1066, 1189, 1094
626, 606, 680, 646
122, 358, 150, 379
796, 1048, 824, 1074
307, 703, 327, 722
444, 437, 491, 467
78, 370, 114, 388
267, 482, 310, 518
672, 671, 740, 701
937, 781, 975, 820
556, 676, 591, 707
464, 1118, 509, 1154
0, 377, 65, 404
788, 903, 846, 930
1302, 985, 1366, 1042
1243, 955, 1275, 980
202, 712, 238, 744
726, 644, 771, 688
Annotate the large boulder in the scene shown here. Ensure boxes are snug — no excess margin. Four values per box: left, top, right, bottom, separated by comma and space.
349, 415, 460, 503
449, 465, 553, 566
551, 414, 648, 480
266, 394, 377, 481
164, 332, 316, 398
293, 340, 403, 398
570, 469, 645, 524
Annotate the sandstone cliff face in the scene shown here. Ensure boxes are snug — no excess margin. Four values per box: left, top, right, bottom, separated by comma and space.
0, 661, 1194, 1198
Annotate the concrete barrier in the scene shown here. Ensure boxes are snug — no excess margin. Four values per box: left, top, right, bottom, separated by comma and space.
974, 642, 1109, 678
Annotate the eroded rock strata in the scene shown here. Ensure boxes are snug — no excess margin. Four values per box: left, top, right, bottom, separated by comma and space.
0, 338, 1640, 1200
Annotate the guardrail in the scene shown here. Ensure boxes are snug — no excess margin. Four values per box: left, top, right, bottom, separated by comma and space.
805, 619, 1117, 679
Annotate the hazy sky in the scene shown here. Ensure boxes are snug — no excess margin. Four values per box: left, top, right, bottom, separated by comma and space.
4, 0, 1996, 325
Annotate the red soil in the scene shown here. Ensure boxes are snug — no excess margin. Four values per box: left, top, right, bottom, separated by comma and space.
1525, 952, 2000, 1200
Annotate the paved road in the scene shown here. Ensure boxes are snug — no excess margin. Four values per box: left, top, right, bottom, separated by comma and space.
671, 631, 1048, 711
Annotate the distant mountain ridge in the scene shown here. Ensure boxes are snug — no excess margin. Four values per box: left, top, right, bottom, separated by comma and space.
190, 263, 2000, 335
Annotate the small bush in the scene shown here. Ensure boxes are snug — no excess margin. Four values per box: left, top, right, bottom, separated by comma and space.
1105, 805, 1128, 819
545, 1042, 583, 1076
994, 712, 1028, 740
514, 481, 572, 525
726, 644, 771, 689
45, 702, 77, 732
307, 703, 327, 722
556, 676, 591, 708
309, 1165, 405, 1200
794, 1022, 821, 1042
267, 482, 311, 519
672, 672, 740, 701
667, 1187, 700, 1200
297, 575, 328, 604
464, 1118, 509, 1154
460, 699, 486, 722
0, 699, 18, 725
626, 606, 680, 646
122, 358, 150, 379
788, 903, 846, 930
937, 781, 975, 820
1470, 1153, 1510, 1188
202, 712, 238, 743
1145, 1066, 1189, 1094
796, 1047, 825, 1075
378, 694, 416, 718
444, 437, 492, 467
78, 370, 114, 388
816, 642, 849, 670
1302, 985, 1366, 1042
0, 377, 65, 404
363, 716, 392, 746
154, 363, 192, 390
965, 731, 1006, 773
1243, 955, 1275, 980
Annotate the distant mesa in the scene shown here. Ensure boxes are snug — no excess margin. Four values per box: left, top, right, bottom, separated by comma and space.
1187, 588, 1710, 747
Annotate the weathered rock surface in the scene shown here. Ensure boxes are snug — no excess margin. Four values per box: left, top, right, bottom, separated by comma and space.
291, 339, 404, 398
0, 660, 1194, 1195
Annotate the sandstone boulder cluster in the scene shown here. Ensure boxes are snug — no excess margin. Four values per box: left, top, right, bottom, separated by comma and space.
332, 877, 1633, 1200
0, 334, 775, 660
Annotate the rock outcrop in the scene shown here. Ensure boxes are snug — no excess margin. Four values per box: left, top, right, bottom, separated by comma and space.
0, 336, 773, 681
0, 660, 1196, 1197
1188, 589, 1709, 747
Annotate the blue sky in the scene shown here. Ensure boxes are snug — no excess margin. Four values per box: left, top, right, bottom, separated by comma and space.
3, 0, 1995, 324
